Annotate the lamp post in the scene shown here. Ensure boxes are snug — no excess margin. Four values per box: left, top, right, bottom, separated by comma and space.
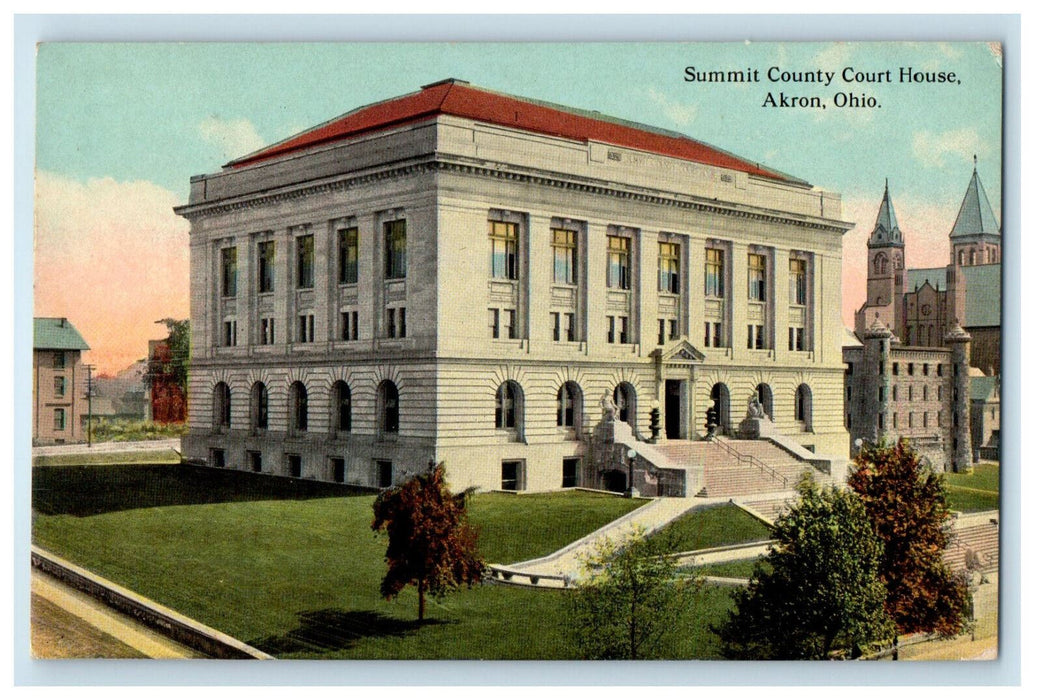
626, 448, 637, 498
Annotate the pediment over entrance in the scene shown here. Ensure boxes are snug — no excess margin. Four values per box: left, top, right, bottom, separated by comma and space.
652, 338, 706, 365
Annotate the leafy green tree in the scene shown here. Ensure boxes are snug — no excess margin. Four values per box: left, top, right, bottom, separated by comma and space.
849, 440, 972, 637
142, 318, 190, 396
715, 476, 894, 659
371, 463, 485, 622
567, 528, 699, 659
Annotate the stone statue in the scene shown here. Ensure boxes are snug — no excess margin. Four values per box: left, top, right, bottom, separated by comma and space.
600, 390, 619, 420
747, 393, 766, 419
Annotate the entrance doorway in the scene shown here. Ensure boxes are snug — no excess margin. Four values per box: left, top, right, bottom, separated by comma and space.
665, 379, 684, 439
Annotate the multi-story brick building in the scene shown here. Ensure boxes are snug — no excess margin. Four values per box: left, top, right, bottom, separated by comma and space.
175, 79, 854, 492
32, 317, 90, 445
845, 164, 1001, 471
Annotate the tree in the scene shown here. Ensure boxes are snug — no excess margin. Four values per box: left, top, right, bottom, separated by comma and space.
371, 463, 485, 622
142, 318, 190, 397
567, 528, 699, 659
848, 440, 972, 637
714, 476, 894, 659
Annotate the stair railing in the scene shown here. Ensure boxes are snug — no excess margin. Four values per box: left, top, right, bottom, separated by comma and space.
710, 437, 788, 489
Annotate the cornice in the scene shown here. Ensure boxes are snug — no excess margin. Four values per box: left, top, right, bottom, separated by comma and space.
176, 156, 854, 234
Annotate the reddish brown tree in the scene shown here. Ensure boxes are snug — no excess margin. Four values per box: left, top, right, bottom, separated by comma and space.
848, 440, 972, 637
371, 463, 485, 622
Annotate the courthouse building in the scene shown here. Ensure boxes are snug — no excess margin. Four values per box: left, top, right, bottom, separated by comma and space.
176, 79, 854, 492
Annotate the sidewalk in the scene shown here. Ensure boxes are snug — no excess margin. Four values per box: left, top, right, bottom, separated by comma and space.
31, 568, 203, 659
32, 438, 182, 458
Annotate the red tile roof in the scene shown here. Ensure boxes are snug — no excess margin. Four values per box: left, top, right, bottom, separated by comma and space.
228, 79, 798, 183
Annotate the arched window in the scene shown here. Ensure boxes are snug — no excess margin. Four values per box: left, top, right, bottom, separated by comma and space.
378, 380, 399, 434
289, 381, 308, 433
958, 250, 965, 266
332, 381, 351, 432
613, 382, 637, 428
754, 383, 773, 420
495, 382, 522, 436
710, 383, 731, 430
795, 384, 812, 432
557, 382, 582, 434
213, 382, 231, 431
969, 249, 977, 265
250, 382, 268, 431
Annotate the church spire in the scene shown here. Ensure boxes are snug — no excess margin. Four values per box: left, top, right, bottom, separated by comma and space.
869, 179, 904, 248
950, 157, 1000, 238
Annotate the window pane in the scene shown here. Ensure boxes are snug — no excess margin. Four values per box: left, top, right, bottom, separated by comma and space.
385, 220, 407, 279
339, 228, 358, 284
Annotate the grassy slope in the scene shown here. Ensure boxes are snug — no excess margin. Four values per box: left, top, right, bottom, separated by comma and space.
33, 466, 735, 659
944, 462, 1000, 512
650, 503, 770, 551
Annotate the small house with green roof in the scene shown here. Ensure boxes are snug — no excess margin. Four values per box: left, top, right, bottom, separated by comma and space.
33, 317, 90, 445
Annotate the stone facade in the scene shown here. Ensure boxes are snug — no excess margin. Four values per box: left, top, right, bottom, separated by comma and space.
176, 80, 854, 492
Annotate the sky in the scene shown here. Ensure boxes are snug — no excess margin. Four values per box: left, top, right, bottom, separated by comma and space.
33, 41, 1003, 375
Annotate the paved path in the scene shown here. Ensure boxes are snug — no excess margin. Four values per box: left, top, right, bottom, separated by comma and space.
32, 438, 182, 458
30, 568, 202, 659
503, 496, 721, 583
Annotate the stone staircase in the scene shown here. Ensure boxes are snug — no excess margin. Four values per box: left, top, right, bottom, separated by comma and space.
943, 513, 999, 574
655, 438, 822, 497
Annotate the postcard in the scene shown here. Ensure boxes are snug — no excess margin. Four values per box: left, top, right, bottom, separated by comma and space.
26, 37, 1008, 675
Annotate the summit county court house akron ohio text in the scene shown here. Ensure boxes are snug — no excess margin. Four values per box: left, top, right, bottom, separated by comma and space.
174, 79, 854, 493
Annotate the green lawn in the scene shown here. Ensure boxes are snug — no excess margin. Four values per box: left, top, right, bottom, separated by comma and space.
944, 462, 1000, 512
470, 491, 643, 564
650, 503, 771, 552
32, 465, 731, 658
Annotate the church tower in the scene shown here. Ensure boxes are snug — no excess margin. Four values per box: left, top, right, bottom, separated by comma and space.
947, 157, 1001, 332
949, 156, 1001, 269
858, 180, 906, 335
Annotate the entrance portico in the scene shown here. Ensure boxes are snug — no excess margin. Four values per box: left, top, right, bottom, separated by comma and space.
651, 339, 705, 442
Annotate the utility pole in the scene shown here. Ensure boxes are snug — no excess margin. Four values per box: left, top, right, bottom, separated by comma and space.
84, 364, 95, 448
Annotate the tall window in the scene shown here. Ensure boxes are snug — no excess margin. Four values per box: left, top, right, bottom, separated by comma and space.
788, 326, 806, 351
748, 253, 767, 301
747, 324, 765, 349
213, 382, 231, 431
705, 322, 722, 348
789, 257, 807, 305
795, 384, 812, 431
386, 307, 406, 338
659, 242, 680, 294
258, 241, 275, 293
338, 227, 358, 285
53, 351, 65, 369
552, 228, 577, 284
54, 376, 66, 397
557, 382, 582, 431
223, 320, 237, 347
221, 247, 237, 297
607, 236, 631, 289
251, 382, 268, 430
296, 235, 314, 289
705, 248, 724, 297
289, 381, 308, 433
495, 382, 521, 432
333, 381, 351, 432
54, 408, 66, 431
378, 381, 399, 434
489, 221, 518, 280
384, 220, 407, 279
